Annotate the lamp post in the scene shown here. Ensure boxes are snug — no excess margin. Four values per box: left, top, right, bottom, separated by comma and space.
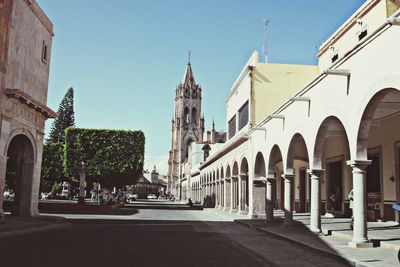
78, 161, 86, 204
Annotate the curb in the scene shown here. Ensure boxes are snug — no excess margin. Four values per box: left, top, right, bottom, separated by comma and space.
0, 215, 67, 237
234, 220, 357, 266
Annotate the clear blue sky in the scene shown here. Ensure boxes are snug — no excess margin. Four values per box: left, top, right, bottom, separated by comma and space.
37, 0, 366, 175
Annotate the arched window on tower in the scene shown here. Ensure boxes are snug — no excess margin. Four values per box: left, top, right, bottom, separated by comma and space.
202, 144, 211, 161
186, 139, 193, 158
191, 107, 197, 123
184, 107, 190, 124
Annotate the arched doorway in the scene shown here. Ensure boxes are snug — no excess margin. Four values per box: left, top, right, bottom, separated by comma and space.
268, 145, 283, 210
220, 167, 224, 207
4, 134, 35, 216
239, 157, 249, 213
287, 133, 310, 213
314, 116, 351, 216
357, 88, 400, 221
224, 165, 231, 211
253, 152, 266, 217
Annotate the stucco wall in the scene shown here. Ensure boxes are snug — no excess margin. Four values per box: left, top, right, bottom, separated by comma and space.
252, 64, 319, 126
318, 0, 387, 71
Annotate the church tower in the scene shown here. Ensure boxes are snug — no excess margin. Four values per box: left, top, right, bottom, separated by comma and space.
167, 58, 204, 196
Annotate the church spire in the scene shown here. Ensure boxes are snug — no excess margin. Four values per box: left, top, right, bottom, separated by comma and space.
182, 52, 195, 87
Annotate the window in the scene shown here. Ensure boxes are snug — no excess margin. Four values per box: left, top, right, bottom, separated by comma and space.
42, 41, 48, 64
358, 29, 367, 41
184, 107, 190, 124
238, 101, 249, 130
331, 53, 338, 63
228, 115, 236, 139
202, 144, 211, 161
191, 107, 197, 123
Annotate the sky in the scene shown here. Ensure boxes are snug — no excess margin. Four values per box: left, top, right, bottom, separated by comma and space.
36, 0, 366, 175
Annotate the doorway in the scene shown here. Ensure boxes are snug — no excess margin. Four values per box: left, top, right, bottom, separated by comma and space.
327, 159, 343, 214
299, 168, 307, 213
366, 152, 382, 220
4, 135, 35, 216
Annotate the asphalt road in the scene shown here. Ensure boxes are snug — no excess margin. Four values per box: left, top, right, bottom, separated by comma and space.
0, 200, 350, 267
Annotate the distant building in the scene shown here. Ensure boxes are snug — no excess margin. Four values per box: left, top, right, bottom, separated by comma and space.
134, 168, 167, 199
0, 0, 56, 218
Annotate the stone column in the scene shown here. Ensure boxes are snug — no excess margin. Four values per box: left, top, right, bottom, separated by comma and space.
220, 181, 224, 207
307, 169, 324, 233
266, 177, 275, 222
347, 160, 373, 248
251, 179, 266, 219
215, 182, 220, 208
224, 178, 231, 211
230, 177, 237, 212
0, 156, 8, 220
239, 175, 248, 214
283, 174, 295, 226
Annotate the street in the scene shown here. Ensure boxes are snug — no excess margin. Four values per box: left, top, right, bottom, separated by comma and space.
0, 200, 350, 267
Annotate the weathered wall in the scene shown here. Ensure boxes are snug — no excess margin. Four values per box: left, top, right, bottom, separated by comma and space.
4, 0, 53, 104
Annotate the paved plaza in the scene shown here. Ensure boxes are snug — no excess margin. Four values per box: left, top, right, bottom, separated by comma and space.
0, 200, 353, 267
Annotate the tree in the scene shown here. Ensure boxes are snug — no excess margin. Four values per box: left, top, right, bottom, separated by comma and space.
64, 128, 145, 189
47, 87, 75, 144
40, 142, 67, 192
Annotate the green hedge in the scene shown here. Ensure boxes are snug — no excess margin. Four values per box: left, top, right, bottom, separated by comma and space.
64, 128, 145, 188
40, 142, 67, 192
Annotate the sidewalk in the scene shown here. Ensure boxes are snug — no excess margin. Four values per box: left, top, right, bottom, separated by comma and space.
235, 211, 400, 267
0, 214, 65, 237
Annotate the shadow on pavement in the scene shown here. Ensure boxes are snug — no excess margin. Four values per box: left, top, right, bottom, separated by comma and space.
235, 218, 350, 265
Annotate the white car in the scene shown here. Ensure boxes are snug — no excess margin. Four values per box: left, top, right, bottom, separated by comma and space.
147, 194, 157, 199
126, 192, 138, 202
3, 190, 15, 200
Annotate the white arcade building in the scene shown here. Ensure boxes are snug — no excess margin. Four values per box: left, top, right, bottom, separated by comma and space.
187, 0, 400, 248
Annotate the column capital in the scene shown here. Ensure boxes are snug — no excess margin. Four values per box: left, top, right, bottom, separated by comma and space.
281, 173, 295, 181
239, 174, 248, 179
346, 160, 371, 171
307, 169, 325, 178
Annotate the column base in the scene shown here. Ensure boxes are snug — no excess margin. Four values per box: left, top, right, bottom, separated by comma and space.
283, 220, 293, 227
310, 227, 322, 234
78, 197, 85, 204
230, 209, 238, 213
238, 210, 248, 215
250, 214, 266, 219
223, 207, 231, 212
348, 241, 373, 248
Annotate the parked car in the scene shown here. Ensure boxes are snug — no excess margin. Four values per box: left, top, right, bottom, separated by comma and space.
147, 194, 157, 200
3, 189, 14, 200
126, 192, 139, 202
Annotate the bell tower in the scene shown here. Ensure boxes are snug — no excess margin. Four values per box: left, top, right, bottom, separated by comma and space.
168, 56, 204, 195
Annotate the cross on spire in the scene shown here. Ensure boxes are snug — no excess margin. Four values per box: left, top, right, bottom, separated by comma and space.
188, 50, 191, 64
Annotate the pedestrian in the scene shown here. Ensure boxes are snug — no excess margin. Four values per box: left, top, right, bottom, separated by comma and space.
349, 189, 354, 230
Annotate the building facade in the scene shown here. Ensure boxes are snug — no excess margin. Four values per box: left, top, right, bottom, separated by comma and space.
0, 0, 56, 218
167, 61, 205, 197
195, 0, 400, 248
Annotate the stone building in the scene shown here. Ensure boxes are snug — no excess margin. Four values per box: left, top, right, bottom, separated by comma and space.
0, 0, 56, 218
181, 121, 226, 203
167, 60, 205, 197
194, 0, 400, 248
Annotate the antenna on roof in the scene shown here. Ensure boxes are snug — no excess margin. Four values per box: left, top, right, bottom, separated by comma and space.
263, 19, 270, 63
